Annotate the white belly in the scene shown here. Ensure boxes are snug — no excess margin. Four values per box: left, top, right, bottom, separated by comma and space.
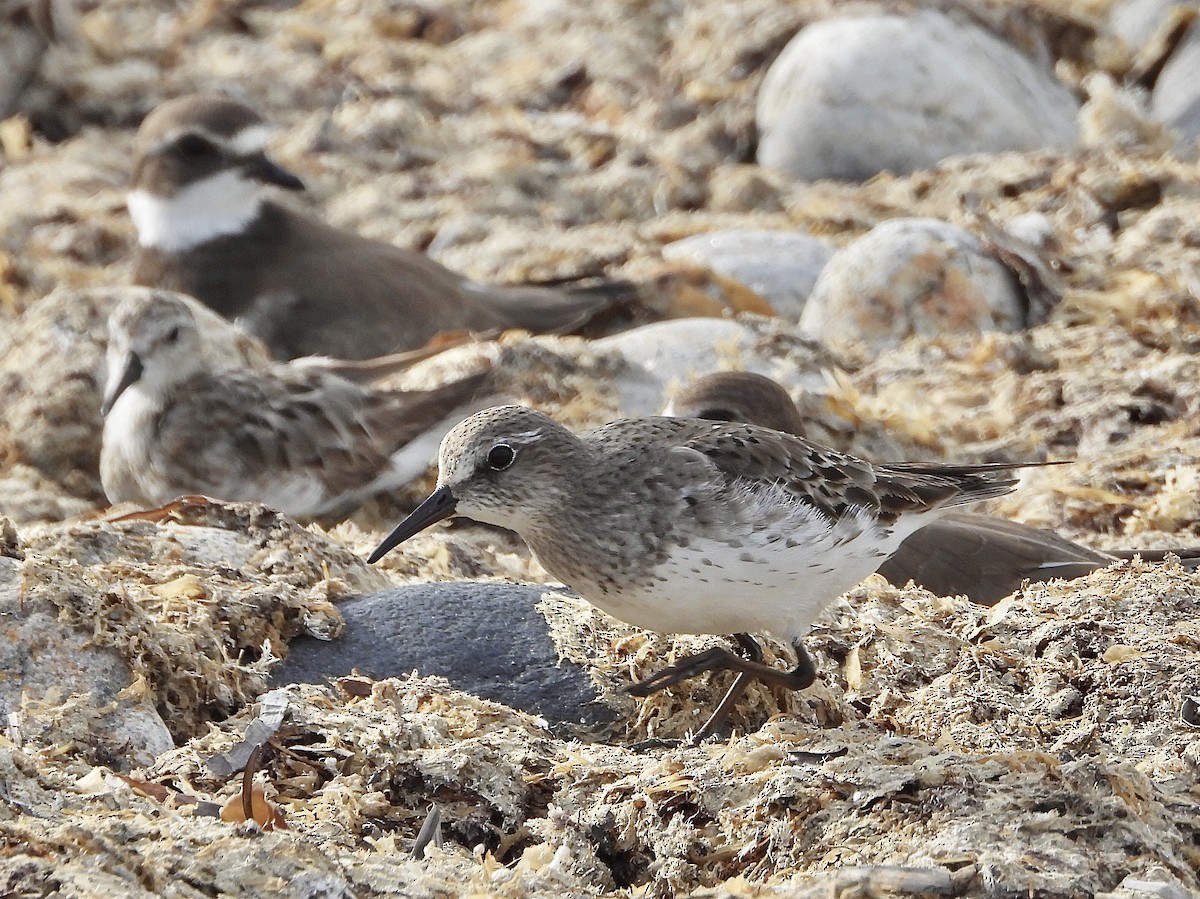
563, 504, 939, 642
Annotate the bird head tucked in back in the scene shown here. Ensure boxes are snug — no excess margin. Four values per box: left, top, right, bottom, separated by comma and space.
667, 371, 808, 437
128, 93, 304, 252
102, 293, 205, 415
368, 405, 583, 562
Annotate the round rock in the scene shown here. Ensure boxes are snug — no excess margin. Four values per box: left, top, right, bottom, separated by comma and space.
0, 554, 175, 767
1110, 0, 1180, 51
661, 230, 836, 321
272, 582, 616, 736
1151, 19, 1200, 147
798, 218, 1025, 354
756, 10, 1080, 181
592, 317, 835, 416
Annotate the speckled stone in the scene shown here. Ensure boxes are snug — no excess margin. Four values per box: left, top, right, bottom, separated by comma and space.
798, 218, 1025, 354
0, 555, 174, 767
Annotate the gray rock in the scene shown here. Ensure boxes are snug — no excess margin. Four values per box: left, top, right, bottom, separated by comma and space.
756, 10, 1079, 181
0, 8, 49, 120
273, 582, 616, 735
0, 555, 174, 767
1152, 19, 1200, 146
661, 230, 835, 321
799, 218, 1025, 354
1110, 0, 1193, 51
592, 317, 834, 416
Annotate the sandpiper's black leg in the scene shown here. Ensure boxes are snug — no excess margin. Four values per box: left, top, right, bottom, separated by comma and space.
628, 635, 813, 696
786, 639, 816, 690
689, 634, 764, 740
627, 635, 818, 742
626, 646, 740, 696
733, 632, 764, 662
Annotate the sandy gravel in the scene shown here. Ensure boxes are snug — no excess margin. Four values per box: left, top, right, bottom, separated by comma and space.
1, 0, 1198, 896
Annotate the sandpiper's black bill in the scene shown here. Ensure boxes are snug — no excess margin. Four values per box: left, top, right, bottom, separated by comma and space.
101, 352, 144, 416
247, 153, 305, 191
367, 485, 458, 564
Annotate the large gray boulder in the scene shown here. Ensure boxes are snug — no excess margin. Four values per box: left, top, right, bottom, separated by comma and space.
756, 11, 1080, 181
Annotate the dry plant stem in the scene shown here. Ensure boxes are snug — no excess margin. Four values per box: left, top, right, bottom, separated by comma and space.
242, 742, 266, 824
411, 804, 443, 859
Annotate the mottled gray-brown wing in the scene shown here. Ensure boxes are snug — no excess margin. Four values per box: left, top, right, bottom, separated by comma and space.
358, 368, 493, 456
155, 367, 395, 502
596, 417, 1028, 524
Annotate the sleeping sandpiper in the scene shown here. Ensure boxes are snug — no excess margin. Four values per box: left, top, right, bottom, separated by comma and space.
100, 292, 493, 517
368, 404, 1049, 739
128, 93, 634, 360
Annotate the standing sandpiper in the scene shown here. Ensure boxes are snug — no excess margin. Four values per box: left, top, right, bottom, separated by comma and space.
128, 93, 634, 360
368, 404, 1046, 739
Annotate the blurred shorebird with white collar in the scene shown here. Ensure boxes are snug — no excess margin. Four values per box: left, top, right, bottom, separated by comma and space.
128, 93, 635, 361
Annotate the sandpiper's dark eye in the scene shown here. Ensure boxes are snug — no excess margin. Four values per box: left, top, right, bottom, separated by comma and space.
486, 443, 516, 471
176, 134, 215, 158
165, 326, 180, 344
698, 407, 738, 423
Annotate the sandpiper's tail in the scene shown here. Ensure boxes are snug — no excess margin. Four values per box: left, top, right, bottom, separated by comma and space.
871, 459, 1069, 520
486, 278, 639, 334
